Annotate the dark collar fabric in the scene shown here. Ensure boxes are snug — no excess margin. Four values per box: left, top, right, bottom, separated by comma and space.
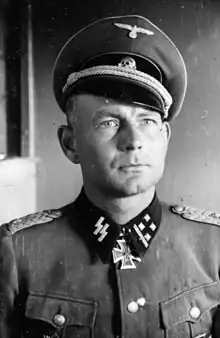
73, 188, 162, 264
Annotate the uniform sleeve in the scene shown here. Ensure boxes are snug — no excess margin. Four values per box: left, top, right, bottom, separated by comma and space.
0, 227, 21, 338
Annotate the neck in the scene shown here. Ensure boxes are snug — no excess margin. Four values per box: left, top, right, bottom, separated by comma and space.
84, 186, 156, 225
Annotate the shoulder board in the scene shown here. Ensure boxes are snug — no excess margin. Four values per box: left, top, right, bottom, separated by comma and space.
5, 209, 62, 235
171, 205, 220, 226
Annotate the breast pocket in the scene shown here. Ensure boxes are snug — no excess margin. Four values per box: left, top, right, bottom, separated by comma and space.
160, 281, 219, 338
23, 293, 97, 338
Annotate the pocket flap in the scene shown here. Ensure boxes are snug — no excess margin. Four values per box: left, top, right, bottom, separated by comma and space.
25, 293, 97, 328
160, 282, 219, 329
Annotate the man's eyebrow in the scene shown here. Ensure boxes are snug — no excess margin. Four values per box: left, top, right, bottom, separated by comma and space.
93, 108, 161, 120
94, 110, 121, 119
136, 111, 161, 117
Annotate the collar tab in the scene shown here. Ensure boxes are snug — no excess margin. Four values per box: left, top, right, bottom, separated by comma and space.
75, 189, 162, 266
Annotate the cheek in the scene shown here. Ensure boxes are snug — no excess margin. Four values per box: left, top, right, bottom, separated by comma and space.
147, 137, 168, 162
77, 135, 115, 168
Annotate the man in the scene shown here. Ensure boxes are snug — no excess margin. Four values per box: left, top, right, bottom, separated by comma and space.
1, 14, 220, 338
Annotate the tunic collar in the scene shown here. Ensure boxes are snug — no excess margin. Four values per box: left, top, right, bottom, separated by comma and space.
74, 188, 162, 265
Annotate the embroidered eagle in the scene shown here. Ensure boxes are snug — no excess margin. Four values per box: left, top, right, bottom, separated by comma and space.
114, 23, 154, 39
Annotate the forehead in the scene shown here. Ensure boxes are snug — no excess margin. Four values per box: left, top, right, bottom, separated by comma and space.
73, 94, 162, 118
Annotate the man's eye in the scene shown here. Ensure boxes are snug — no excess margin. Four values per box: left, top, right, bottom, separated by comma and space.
140, 118, 159, 126
99, 120, 119, 128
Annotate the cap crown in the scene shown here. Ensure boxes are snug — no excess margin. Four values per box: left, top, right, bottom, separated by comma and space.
53, 15, 187, 120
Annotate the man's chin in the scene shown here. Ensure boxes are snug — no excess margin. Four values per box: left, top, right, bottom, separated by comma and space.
102, 179, 153, 198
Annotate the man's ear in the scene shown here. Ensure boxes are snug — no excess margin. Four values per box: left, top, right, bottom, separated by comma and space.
57, 125, 80, 164
162, 121, 171, 142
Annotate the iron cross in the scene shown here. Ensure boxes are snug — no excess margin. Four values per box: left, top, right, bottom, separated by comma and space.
112, 239, 141, 269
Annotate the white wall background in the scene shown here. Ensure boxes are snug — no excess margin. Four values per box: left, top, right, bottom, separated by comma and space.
0, 158, 37, 224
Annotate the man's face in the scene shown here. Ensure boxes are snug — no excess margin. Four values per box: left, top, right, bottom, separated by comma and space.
65, 94, 170, 198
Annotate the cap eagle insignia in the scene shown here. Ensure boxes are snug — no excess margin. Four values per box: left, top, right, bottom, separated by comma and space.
114, 23, 154, 39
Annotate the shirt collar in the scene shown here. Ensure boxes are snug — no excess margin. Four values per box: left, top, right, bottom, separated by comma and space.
74, 188, 162, 263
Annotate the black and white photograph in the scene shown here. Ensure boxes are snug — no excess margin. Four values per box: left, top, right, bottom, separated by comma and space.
1, 0, 220, 337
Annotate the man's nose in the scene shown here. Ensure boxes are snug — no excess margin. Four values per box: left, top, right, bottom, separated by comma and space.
117, 124, 143, 152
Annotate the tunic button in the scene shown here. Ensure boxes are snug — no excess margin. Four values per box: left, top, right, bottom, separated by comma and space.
127, 301, 139, 313
53, 314, 66, 326
137, 297, 146, 307
189, 306, 201, 319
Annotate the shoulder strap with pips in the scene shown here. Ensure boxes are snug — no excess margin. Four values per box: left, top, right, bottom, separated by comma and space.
171, 205, 220, 226
5, 209, 62, 235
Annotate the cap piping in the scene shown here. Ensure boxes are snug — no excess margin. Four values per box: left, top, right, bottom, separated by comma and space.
62, 65, 173, 116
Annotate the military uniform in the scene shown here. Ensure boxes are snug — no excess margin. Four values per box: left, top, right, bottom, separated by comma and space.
1, 189, 220, 337
1, 14, 218, 338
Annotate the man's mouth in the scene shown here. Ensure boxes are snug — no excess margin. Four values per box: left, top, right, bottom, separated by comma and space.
118, 164, 147, 172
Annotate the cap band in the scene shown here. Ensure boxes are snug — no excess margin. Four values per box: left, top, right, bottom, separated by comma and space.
62, 65, 173, 116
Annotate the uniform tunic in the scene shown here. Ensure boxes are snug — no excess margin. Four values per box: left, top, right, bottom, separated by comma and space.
0, 190, 220, 338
